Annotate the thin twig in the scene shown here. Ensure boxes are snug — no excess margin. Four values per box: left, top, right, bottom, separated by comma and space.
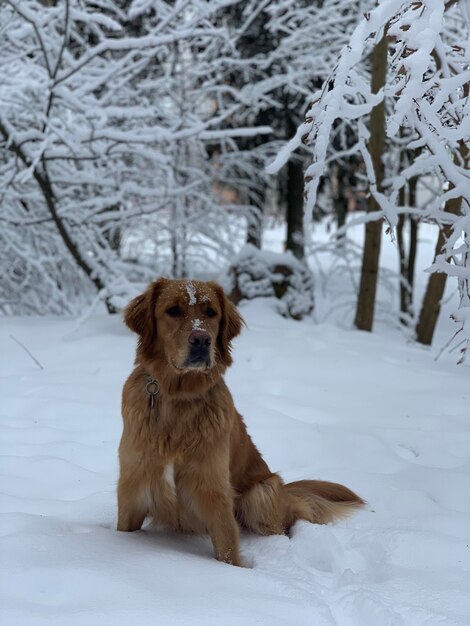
9, 334, 44, 370
434, 328, 462, 361
449, 338, 467, 354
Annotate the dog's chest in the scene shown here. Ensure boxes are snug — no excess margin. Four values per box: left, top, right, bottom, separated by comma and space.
163, 462, 175, 490
139, 404, 201, 456
124, 388, 228, 459
148, 398, 224, 451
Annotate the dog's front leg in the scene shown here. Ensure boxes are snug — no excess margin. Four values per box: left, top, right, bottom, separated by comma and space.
117, 473, 148, 532
178, 447, 241, 566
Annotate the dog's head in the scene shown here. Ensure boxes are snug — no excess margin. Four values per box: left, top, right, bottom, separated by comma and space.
124, 278, 244, 372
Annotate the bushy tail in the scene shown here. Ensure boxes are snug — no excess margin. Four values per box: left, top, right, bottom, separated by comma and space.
284, 480, 365, 528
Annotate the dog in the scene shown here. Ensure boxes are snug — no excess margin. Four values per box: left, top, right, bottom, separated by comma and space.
118, 278, 364, 566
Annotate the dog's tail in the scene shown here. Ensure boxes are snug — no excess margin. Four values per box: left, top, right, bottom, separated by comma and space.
284, 480, 365, 528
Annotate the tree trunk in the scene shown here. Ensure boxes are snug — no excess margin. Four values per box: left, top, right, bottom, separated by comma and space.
407, 183, 418, 306
397, 175, 419, 323
397, 213, 408, 319
415, 195, 461, 344
246, 201, 263, 249
286, 158, 305, 258
334, 194, 347, 233
332, 163, 348, 241
416, 138, 467, 345
354, 32, 388, 331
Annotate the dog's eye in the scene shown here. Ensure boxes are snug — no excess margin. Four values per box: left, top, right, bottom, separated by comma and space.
206, 307, 217, 318
166, 306, 182, 317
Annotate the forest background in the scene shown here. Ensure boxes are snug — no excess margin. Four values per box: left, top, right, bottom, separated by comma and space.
1, 0, 469, 358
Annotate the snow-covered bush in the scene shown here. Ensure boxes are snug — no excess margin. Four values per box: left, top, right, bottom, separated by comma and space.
225, 244, 314, 320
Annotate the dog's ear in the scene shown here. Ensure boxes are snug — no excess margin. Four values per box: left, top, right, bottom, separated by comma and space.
211, 283, 244, 367
124, 278, 165, 356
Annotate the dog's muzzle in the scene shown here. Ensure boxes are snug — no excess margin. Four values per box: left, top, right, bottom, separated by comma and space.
185, 330, 212, 368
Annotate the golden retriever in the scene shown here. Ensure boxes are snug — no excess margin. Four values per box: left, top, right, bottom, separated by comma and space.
118, 278, 364, 566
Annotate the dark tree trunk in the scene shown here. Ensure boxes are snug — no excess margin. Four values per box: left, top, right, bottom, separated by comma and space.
397, 175, 419, 323
415, 234, 449, 345
286, 158, 305, 258
246, 201, 263, 248
332, 163, 348, 238
397, 213, 408, 318
407, 192, 418, 294
416, 139, 467, 345
334, 195, 347, 233
415, 196, 460, 345
354, 32, 388, 331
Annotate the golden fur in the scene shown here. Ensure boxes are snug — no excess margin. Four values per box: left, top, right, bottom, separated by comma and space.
118, 278, 364, 566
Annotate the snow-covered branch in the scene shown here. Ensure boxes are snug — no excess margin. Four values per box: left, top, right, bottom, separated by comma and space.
269, 0, 470, 358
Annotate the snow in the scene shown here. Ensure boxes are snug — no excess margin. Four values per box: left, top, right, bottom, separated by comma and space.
1, 294, 469, 624
186, 281, 197, 306
1, 221, 470, 625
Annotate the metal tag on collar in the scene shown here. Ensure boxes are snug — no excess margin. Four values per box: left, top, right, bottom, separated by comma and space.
145, 375, 160, 408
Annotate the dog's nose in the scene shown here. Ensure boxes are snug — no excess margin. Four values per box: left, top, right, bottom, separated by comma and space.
188, 330, 211, 347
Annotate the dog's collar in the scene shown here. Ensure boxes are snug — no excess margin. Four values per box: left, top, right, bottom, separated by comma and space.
145, 374, 160, 408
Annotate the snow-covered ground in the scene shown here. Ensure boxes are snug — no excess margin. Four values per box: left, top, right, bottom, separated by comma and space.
1, 222, 469, 625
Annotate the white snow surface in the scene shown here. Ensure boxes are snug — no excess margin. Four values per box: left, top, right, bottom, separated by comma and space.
1, 220, 469, 625
1, 300, 469, 625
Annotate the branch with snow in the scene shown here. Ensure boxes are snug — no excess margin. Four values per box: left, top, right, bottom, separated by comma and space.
0, 0, 273, 314
268, 0, 470, 359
